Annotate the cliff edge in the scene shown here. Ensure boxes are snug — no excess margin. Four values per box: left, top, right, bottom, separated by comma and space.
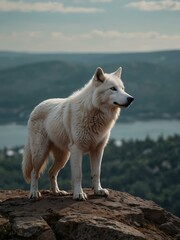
0, 189, 180, 240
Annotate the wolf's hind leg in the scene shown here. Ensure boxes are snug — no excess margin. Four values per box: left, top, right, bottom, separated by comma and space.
49, 146, 70, 195
29, 169, 42, 198
29, 130, 50, 199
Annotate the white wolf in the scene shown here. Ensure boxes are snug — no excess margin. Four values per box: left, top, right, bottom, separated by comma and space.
22, 67, 134, 200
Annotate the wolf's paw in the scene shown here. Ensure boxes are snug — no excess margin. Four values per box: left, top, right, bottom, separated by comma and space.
29, 191, 42, 199
73, 192, 87, 201
52, 190, 69, 196
94, 188, 109, 197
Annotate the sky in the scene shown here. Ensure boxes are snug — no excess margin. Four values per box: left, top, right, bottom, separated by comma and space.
0, 0, 180, 53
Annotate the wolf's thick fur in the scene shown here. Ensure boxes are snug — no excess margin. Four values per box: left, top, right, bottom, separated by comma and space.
22, 67, 134, 199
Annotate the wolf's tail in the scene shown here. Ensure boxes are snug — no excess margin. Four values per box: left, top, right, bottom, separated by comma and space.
22, 137, 33, 183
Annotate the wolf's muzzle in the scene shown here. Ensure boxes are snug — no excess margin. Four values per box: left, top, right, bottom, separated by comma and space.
113, 96, 134, 108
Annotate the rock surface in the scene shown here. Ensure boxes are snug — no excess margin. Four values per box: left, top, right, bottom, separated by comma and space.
0, 189, 180, 240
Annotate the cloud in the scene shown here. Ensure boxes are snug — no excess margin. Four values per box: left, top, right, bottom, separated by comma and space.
74, 0, 112, 3
51, 30, 122, 40
2, 30, 180, 43
0, 31, 42, 40
1, 30, 180, 52
86, 30, 180, 40
0, 0, 104, 13
126, 0, 180, 11
56, 30, 180, 40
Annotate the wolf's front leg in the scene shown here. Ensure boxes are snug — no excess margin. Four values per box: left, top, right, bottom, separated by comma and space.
70, 145, 87, 200
90, 146, 109, 197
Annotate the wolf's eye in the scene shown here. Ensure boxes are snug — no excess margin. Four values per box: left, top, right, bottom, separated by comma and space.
110, 87, 117, 91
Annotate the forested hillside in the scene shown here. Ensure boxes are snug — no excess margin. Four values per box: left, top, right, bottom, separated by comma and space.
0, 135, 180, 217
0, 50, 180, 124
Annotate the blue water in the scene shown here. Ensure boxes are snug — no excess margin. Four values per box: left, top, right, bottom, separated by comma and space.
0, 120, 180, 148
112, 120, 180, 141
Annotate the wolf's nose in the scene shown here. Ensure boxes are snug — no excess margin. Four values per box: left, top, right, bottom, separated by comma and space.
127, 96, 134, 104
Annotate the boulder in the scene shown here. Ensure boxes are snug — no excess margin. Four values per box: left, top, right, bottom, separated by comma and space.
0, 189, 179, 240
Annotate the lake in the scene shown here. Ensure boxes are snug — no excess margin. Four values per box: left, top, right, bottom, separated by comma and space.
0, 120, 180, 148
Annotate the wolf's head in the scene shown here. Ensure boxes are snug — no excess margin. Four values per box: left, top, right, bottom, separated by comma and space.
92, 67, 134, 109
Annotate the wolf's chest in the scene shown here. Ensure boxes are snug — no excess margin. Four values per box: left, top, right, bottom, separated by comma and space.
72, 112, 112, 150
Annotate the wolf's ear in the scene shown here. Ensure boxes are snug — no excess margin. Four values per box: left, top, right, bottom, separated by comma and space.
94, 67, 105, 83
113, 67, 122, 78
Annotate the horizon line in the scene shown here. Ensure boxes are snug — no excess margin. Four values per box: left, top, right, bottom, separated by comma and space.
0, 49, 180, 55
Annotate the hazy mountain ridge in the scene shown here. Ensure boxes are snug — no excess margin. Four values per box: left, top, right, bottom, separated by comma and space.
0, 50, 180, 124
0, 50, 180, 70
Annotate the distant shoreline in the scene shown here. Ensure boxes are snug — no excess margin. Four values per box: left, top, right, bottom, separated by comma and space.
1, 119, 180, 148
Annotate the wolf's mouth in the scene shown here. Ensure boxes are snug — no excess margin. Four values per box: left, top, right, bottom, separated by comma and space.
113, 102, 129, 108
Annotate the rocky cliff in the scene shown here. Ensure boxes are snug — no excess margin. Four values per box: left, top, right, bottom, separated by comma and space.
0, 189, 180, 240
